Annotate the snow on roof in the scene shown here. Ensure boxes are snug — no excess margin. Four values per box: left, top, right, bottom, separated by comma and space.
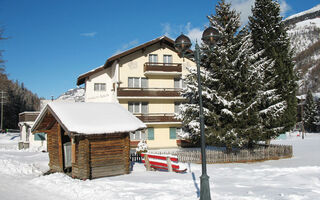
286, 4, 320, 20
78, 65, 104, 79
33, 102, 146, 135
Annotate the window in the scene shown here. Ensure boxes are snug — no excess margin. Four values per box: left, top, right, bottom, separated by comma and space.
128, 77, 148, 88
149, 54, 158, 64
174, 78, 185, 89
130, 130, 146, 140
34, 133, 46, 141
94, 83, 106, 91
128, 102, 148, 114
163, 55, 172, 65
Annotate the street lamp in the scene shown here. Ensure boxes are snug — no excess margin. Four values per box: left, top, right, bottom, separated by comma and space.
174, 26, 219, 200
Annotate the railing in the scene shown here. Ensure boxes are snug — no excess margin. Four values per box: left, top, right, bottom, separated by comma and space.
135, 113, 181, 123
144, 62, 182, 73
117, 87, 181, 97
130, 152, 142, 163
149, 144, 293, 164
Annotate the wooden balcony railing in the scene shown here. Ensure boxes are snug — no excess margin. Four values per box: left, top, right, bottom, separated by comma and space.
144, 62, 182, 73
117, 87, 181, 97
135, 113, 181, 123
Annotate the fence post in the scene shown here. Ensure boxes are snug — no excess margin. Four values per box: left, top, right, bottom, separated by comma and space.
167, 157, 173, 172
144, 154, 151, 171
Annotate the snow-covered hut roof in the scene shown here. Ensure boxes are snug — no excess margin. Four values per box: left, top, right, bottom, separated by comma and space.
32, 102, 146, 135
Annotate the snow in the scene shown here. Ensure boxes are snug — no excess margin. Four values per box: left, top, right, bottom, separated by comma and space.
294, 18, 320, 28
1, 132, 320, 199
56, 87, 85, 102
33, 102, 146, 135
285, 4, 320, 20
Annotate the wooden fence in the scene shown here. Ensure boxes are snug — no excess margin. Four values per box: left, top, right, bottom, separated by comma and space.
148, 144, 293, 164
130, 152, 142, 163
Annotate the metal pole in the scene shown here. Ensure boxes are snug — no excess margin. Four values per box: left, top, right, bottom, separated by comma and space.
195, 42, 211, 200
0, 91, 4, 131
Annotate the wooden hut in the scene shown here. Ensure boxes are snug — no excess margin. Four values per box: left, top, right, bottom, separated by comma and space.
31, 102, 146, 179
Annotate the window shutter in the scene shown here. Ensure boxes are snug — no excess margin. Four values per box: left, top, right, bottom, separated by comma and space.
170, 127, 176, 139
148, 128, 154, 140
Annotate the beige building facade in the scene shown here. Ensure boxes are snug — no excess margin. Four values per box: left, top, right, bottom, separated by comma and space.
77, 36, 195, 149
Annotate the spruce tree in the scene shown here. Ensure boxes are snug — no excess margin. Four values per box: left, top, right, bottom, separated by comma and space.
249, 0, 297, 141
304, 90, 317, 132
179, 0, 269, 151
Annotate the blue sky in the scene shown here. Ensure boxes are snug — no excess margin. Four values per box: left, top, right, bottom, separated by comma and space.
0, 0, 318, 99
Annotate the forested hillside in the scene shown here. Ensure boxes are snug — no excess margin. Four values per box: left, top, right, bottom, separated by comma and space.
0, 68, 40, 129
0, 30, 40, 129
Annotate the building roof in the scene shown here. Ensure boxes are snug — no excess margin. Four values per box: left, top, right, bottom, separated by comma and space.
32, 102, 146, 135
76, 35, 189, 85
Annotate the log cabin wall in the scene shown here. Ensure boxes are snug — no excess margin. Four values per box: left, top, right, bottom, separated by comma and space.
89, 132, 130, 179
72, 136, 90, 179
47, 122, 64, 172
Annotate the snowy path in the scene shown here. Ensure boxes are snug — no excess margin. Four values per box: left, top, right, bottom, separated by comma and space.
0, 133, 319, 200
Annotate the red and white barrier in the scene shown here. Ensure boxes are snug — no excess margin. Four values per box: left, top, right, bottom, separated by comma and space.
141, 153, 187, 173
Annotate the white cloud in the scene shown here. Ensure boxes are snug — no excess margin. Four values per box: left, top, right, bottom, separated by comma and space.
114, 39, 139, 55
161, 23, 172, 37
228, 0, 255, 25
80, 32, 97, 37
185, 22, 203, 45
279, 0, 291, 16
161, 22, 204, 47
228, 0, 292, 25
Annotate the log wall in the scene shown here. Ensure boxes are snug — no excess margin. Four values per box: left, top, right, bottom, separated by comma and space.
72, 132, 130, 179
47, 122, 64, 172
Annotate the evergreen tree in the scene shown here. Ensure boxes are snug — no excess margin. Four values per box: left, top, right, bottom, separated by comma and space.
304, 90, 317, 132
179, 0, 271, 150
249, 0, 297, 141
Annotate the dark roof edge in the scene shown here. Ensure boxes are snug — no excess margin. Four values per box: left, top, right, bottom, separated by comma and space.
76, 36, 185, 86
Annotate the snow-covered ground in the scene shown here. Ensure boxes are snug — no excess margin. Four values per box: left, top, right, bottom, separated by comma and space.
0, 132, 319, 200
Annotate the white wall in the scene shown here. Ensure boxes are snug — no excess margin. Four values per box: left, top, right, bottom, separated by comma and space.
85, 62, 118, 102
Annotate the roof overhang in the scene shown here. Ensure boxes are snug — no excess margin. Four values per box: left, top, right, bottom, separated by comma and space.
76, 36, 193, 86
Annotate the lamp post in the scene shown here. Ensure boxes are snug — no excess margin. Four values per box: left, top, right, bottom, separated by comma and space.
174, 26, 219, 200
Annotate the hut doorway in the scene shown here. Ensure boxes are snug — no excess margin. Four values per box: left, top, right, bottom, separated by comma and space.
60, 127, 72, 172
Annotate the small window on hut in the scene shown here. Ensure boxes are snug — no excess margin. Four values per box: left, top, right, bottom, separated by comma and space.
94, 83, 106, 91
34, 132, 46, 141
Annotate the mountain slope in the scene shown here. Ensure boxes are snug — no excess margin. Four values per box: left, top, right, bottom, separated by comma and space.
286, 4, 320, 94
56, 87, 85, 102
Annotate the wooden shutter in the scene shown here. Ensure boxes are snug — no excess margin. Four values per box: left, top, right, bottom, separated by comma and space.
170, 127, 176, 139
148, 128, 154, 140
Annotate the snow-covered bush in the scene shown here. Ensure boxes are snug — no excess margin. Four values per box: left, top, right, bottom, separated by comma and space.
136, 140, 148, 153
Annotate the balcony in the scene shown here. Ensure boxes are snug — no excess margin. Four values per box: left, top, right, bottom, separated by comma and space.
144, 62, 182, 76
135, 113, 181, 123
117, 87, 182, 99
